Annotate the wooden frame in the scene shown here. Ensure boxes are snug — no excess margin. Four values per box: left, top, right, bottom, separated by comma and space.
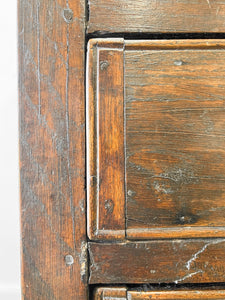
18, 0, 87, 298
87, 39, 126, 240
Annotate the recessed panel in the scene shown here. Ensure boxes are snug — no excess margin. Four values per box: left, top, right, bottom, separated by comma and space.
125, 42, 225, 239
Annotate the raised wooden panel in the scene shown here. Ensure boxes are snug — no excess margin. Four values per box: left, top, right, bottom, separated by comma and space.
87, 39, 126, 240
125, 40, 225, 239
88, 0, 225, 34
89, 239, 225, 284
87, 39, 225, 240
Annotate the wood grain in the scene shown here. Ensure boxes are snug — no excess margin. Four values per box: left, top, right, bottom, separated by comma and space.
125, 40, 225, 239
18, 0, 87, 299
87, 39, 126, 240
88, 0, 225, 34
89, 239, 225, 284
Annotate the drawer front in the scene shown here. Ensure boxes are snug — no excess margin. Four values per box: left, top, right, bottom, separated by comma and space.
94, 287, 225, 300
87, 39, 225, 241
89, 240, 225, 284
88, 0, 225, 34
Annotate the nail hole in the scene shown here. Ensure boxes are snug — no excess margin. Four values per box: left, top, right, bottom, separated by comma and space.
174, 60, 184, 66
65, 254, 74, 266
63, 8, 73, 23
127, 190, 135, 197
100, 61, 109, 71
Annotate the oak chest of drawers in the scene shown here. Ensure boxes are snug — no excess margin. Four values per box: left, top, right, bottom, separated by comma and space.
19, 0, 225, 299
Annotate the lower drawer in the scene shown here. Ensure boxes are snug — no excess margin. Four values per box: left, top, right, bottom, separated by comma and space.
94, 287, 225, 299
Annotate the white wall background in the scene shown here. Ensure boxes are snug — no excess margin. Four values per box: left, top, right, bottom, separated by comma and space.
0, 0, 21, 299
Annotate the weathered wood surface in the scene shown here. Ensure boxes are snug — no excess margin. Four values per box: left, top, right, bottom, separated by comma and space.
87, 39, 126, 240
89, 239, 225, 284
88, 0, 225, 34
18, 0, 87, 299
94, 288, 225, 300
125, 40, 225, 239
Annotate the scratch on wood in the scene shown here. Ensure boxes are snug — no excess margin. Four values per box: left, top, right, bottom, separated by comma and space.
206, 0, 211, 8
65, 18, 76, 250
186, 239, 225, 270
174, 270, 202, 284
104, 297, 126, 300
216, 6, 220, 15
88, 244, 100, 275
79, 242, 88, 281
37, 0, 41, 117
22, 83, 58, 142
186, 244, 208, 271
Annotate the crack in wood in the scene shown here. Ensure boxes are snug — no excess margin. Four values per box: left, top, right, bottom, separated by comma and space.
185, 239, 225, 271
